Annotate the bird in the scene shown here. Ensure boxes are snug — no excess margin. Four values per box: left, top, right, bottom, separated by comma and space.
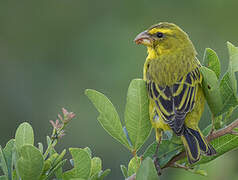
134, 22, 216, 167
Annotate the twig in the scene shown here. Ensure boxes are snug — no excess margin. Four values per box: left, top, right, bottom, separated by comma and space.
164, 119, 238, 169
207, 119, 238, 142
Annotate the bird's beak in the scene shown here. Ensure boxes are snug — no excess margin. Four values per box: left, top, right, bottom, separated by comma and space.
134, 31, 153, 46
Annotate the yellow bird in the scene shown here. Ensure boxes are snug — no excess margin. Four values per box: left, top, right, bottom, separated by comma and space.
134, 22, 216, 165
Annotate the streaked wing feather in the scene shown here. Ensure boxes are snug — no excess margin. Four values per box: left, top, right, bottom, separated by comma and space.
147, 67, 201, 135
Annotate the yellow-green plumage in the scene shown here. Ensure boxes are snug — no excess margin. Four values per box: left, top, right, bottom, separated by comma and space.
135, 22, 216, 164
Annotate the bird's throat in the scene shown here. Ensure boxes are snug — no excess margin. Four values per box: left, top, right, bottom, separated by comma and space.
147, 46, 159, 60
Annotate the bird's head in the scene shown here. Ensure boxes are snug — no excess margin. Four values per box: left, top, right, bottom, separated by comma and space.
134, 22, 196, 57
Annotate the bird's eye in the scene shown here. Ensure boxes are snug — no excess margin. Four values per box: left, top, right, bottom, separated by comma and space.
156, 32, 163, 38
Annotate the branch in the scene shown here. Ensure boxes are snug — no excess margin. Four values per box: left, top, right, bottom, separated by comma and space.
164, 119, 238, 169
206, 118, 238, 141
125, 119, 238, 179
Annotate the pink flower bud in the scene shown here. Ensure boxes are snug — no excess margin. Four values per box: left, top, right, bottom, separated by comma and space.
58, 114, 63, 121
68, 112, 76, 119
62, 108, 68, 116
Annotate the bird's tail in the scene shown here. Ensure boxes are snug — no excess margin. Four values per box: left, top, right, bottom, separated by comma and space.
181, 126, 216, 164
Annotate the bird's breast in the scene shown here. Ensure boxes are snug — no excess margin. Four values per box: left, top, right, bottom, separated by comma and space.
145, 53, 197, 87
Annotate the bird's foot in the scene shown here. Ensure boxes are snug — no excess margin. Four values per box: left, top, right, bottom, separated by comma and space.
153, 155, 162, 176
208, 125, 215, 136
154, 130, 162, 176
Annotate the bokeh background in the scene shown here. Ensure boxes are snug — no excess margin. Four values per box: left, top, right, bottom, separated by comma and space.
1, 0, 238, 179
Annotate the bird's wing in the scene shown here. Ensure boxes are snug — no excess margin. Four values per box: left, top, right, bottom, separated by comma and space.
147, 67, 201, 135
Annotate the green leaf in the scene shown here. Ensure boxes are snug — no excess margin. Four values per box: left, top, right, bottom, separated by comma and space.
46, 136, 51, 146
0, 176, 7, 180
44, 159, 67, 180
15, 122, 34, 152
44, 153, 59, 171
124, 79, 151, 152
193, 169, 207, 176
202, 124, 212, 137
90, 157, 102, 177
0, 140, 16, 179
128, 156, 140, 177
83, 147, 92, 158
182, 166, 208, 176
218, 42, 238, 115
0, 146, 8, 177
143, 141, 183, 168
42, 159, 51, 174
219, 72, 238, 115
203, 48, 221, 78
3, 139, 15, 179
98, 169, 111, 180
46, 136, 57, 156
90, 170, 111, 180
12, 149, 20, 179
12, 170, 18, 180
120, 165, 128, 178
16, 145, 44, 180
63, 148, 91, 180
52, 149, 66, 168
135, 157, 158, 180
200, 66, 223, 116
54, 159, 67, 180
225, 106, 238, 125
227, 41, 238, 72
85, 89, 130, 150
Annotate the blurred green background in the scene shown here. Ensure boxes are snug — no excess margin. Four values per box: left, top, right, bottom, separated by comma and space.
1, 0, 238, 179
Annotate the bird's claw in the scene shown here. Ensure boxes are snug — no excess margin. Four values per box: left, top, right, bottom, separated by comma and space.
153, 155, 162, 176
208, 127, 215, 136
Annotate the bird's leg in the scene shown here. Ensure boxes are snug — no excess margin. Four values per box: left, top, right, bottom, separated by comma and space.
153, 129, 162, 176
153, 142, 162, 176
209, 115, 223, 136
209, 115, 215, 136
